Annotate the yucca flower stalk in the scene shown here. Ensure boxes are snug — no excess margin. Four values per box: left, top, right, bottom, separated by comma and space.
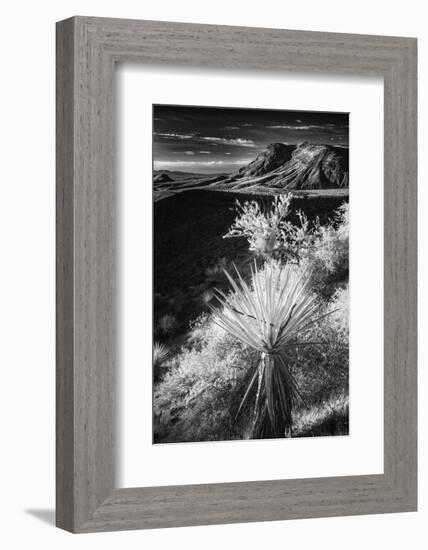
210, 260, 334, 439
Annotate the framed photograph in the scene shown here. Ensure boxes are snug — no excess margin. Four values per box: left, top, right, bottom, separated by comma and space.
151, 104, 350, 445
56, 17, 417, 532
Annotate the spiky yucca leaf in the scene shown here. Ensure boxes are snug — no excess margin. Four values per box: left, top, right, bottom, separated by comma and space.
153, 342, 169, 367
210, 260, 334, 438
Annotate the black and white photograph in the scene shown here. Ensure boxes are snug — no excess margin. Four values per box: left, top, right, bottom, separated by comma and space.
152, 104, 349, 444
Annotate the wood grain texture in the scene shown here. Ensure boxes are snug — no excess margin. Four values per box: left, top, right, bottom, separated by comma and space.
56, 16, 417, 533
56, 18, 76, 532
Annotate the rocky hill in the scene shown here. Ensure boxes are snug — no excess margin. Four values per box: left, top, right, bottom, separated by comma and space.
237, 143, 295, 178
211, 142, 348, 193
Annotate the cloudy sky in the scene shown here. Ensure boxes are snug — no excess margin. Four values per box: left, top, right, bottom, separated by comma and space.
153, 105, 349, 174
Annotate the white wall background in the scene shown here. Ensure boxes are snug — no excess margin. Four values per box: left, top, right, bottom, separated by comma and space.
0, 1, 425, 548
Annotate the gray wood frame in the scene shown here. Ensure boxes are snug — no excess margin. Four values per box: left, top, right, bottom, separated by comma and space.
56, 16, 417, 533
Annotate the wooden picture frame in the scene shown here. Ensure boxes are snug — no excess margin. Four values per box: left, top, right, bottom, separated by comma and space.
56, 16, 417, 533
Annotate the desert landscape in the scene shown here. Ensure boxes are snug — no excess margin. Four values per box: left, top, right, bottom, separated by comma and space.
152, 105, 349, 444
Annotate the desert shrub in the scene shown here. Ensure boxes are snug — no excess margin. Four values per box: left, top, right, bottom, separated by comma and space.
156, 314, 178, 336
200, 289, 215, 305
293, 392, 349, 437
153, 316, 258, 443
224, 194, 306, 261
285, 285, 349, 408
167, 291, 186, 314
301, 203, 349, 298
224, 196, 349, 297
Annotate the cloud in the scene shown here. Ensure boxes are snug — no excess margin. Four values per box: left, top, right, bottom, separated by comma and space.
266, 122, 348, 131
200, 136, 256, 147
154, 159, 248, 169
154, 132, 194, 140
224, 126, 240, 130
266, 124, 326, 130
199, 151, 211, 154
184, 151, 195, 155
326, 123, 349, 128
154, 132, 256, 147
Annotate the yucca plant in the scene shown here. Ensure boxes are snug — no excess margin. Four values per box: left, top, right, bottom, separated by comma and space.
153, 342, 169, 368
210, 260, 333, 439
